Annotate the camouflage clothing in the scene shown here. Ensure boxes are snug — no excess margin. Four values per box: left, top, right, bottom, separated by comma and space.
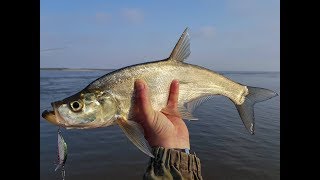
144, 147, 203, 180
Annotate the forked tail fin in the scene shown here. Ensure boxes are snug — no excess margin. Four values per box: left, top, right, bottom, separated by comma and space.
236, 86, 278, 135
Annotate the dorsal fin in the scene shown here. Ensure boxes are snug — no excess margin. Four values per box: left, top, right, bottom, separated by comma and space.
168, 28, 190, 62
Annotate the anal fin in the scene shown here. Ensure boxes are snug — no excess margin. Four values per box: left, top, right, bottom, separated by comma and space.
179, 95, 216, 121
179, 109, 198, 121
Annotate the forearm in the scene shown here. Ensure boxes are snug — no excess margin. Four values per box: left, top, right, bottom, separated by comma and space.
144, 147, 203, 180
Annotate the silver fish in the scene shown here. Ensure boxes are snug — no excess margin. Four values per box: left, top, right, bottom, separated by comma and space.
42, 28, 278, 157
55, 129, 67, 172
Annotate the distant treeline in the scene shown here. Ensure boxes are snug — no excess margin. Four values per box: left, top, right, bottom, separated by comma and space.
40, 68, 279, 74
40, 68, 114, 71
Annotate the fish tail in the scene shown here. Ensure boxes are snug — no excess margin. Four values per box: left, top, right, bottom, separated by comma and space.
236, 86, 278, 134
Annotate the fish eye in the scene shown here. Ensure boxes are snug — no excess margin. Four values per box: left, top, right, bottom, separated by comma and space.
70, 101, 83, 112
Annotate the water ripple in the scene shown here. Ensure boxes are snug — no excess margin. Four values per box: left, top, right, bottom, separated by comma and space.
40, 71, 279, 180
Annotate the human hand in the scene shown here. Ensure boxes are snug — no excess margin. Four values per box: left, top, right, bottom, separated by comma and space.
133, 79, 190, 149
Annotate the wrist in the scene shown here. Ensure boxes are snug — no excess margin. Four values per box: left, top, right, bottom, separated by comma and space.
147, 134, 190, 149
150, 140, 190, 150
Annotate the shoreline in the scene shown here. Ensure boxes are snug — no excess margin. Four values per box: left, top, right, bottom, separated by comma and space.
40, 68, 114, 71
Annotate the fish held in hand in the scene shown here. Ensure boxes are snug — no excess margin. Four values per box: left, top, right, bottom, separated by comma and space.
42, 28, 278, 157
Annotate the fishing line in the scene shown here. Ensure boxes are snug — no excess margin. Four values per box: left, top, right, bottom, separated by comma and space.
61, 166, 66, 180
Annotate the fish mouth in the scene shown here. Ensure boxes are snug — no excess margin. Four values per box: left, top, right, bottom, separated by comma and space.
42, 101, 65, 126
42, 110, 58, 125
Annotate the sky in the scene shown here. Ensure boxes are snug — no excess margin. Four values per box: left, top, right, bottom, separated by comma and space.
40, 0, 279, 71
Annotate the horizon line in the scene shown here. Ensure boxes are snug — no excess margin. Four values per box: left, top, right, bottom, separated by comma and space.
40, 67, 279, 73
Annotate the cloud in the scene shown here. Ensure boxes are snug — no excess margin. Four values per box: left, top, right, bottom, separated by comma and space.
121, 8, 144, 24
193, 26, 215, 39
95, 12, 111, 23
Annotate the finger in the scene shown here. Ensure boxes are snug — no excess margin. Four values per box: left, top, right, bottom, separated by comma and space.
166, 80, 179, 109
134, 79, 154, 119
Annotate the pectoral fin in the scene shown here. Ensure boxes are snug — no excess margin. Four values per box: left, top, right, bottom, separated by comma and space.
117, 118, 154, 158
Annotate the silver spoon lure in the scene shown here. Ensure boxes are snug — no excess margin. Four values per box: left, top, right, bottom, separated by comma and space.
55, 127, 68, 180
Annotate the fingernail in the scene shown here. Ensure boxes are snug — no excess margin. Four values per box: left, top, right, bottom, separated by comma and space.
135, 80, 145, 91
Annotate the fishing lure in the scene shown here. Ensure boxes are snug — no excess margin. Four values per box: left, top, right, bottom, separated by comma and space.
55, 128, 68, 180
